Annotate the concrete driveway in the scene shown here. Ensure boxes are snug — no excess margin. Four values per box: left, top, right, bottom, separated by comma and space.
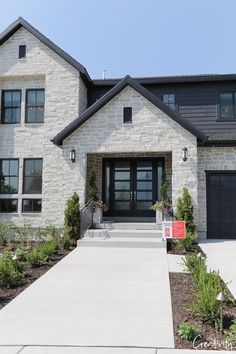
0, 233, 174, 351
200, 239, 236, 298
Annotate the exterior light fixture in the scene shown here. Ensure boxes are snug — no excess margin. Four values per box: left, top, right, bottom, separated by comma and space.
216, 290, 227, 333
70, 149, 76, 163
182, 147, 188, 162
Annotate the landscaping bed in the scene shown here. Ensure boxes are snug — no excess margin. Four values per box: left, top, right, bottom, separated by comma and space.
0, 247, 72, 310
167, 240, 204, 255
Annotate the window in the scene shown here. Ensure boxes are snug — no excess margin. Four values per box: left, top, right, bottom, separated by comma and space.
25, 89, 45, 123
22, 199, 42, 213
23, 159, 43, 194
220, 92, 236, 119
1, 90, 21, 124
0, 199, 18, 213
123, 107, 132, 123
0, 159, 19, 193
163, 94, 176, 110
19, 45, 26, 59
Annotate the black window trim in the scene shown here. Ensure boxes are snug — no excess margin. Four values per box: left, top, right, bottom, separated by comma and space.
1, 89, 22, 124
0, 198, 18, 213
23, 158, 43, 194
123, 107, 132, 124
0, 158, 19, 194
163, 93, 177, 111
19, 44, 26, 59
22, 198, 42, 213
218, 91, 236, 121
25, 89, 45, 124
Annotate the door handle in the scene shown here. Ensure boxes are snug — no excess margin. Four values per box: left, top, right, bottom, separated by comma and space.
130, 191, 133, 201
133, 190, 137, 202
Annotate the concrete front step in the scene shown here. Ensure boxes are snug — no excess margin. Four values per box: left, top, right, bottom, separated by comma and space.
85, 229, 162, 238
95, 222, 161, 230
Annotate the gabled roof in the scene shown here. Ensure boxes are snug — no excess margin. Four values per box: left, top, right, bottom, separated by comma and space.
0, 17, 91, 85
52, 75, 208, 146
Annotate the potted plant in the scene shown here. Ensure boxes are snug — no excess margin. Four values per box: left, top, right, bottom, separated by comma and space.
93, 200, 108, 224
151, 172, 172, 223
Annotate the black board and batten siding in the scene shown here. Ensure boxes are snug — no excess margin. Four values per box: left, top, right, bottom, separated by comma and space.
88, 80, 236, 137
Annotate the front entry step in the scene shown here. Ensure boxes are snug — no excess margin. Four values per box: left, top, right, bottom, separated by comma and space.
85, 228, 162, 238
95, 222, 161, 230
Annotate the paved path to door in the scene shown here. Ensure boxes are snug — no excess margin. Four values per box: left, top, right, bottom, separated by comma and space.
200, 239, 236, 298
0, 232, 174, 351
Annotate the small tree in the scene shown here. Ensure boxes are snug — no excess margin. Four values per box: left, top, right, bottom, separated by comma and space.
175, 187, 195, 233
88, 171, 98, 200
64, 192, 80, 240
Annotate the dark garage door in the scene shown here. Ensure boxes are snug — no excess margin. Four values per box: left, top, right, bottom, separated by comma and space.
207, 172, 236, 239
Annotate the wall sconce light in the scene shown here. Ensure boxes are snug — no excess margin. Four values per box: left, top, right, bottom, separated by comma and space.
182, 147, 188, 162
70, 149, 76, 163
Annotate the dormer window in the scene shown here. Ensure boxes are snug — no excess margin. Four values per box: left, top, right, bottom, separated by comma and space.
220, 92, 236, 120
19, 45, 26, 59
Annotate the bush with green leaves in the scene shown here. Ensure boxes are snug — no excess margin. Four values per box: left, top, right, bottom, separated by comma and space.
39, 240, 59, 257
0, 252, 24, 288
176, 232, 197, 252
26, 247, 49, 267
61, 228, 76, 250
64, 192, 80, 240
175, 187, 195, 233
16, 222, 34, 246
0, 221, 15, 245
43, 224, 62, 241
88, 171, 98, 200
184, 253, 222, 326
178, 321, 200, 341
225, 319, 236, 346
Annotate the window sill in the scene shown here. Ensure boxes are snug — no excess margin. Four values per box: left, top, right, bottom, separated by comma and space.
0, 212, 19, 215
21, 213, 41, 216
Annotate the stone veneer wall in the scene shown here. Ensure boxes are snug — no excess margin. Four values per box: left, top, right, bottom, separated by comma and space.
198, 146, 236, 237
0, 27, 87, 227
86, 152, 172, 201
63, 86, 198, 225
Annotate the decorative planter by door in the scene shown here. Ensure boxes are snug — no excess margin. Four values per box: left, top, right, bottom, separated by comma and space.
93, 207, 103, 224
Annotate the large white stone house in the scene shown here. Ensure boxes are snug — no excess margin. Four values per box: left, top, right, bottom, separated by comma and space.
1, 17, 236, 239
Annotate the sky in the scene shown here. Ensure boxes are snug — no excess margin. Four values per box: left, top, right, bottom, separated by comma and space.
0, 0, 236, 79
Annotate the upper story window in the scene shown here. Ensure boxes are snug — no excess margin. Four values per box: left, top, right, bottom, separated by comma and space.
23, 159, 43, 194
0, 159, 19, 194
163, 94, 176, 110
220, 92, 236, 120
19, 45, 26, 59
123, 107, 132, 124
25, 89, 45, 123
1, 90, 21, 124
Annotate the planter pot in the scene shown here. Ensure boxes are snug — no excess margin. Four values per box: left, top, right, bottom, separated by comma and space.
93, 207, 103, 224
155, 209, 162, 224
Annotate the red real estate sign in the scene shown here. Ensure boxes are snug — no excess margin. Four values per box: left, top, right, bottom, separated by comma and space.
162, 221, 186, 239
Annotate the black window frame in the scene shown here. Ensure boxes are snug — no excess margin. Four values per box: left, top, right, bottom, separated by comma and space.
19, 45, 26, 59
123, 107, 132, 124
25, 89, 45, 123
0, 159, 19, 194
219, 91, 236, 120
23, 158, 43, 194
22, 199, 42, 213
0, 199, 18, 213
1, 90, 21, 124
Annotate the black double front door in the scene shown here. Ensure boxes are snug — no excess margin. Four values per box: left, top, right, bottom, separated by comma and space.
103, 158, 164, 217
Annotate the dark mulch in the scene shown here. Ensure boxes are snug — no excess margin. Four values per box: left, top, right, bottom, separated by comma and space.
170, 272, 236, 350
167, 240, 205, 255
0, 248, 73, 311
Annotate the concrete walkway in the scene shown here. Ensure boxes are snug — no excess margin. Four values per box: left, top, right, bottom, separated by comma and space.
0, 232, 174, 351
200, 239, 236, 298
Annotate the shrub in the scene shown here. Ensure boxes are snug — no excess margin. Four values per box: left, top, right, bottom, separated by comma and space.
64, 192, 80, 240
176, 232, 197, 252
61, 234, 75, 250
40, 240, 59, 257
43, 225, 62, 241
16, 222, 34, 246
184, 253, 222, 326
88, 171, 98, 200
178, 321, 200, 341
225, 320, 236, 346
0, 221, 15, 245
175, 187, 195, 233
26, 247, 49, 267
0, 252, 24, 288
